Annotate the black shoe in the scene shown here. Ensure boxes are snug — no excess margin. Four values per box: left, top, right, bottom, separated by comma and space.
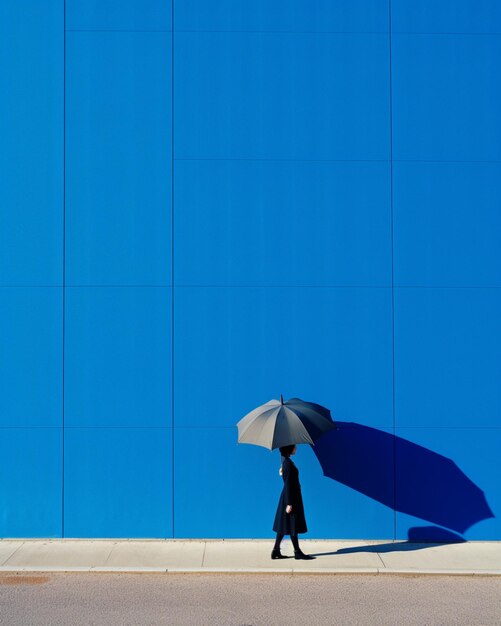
294, 550, 315, 560
271, 549, 288, 559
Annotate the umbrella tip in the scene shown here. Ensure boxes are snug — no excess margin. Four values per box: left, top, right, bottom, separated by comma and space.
280, 394, 284, 405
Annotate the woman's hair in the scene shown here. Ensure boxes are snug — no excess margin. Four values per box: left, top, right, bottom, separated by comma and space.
279, 444, 295, 457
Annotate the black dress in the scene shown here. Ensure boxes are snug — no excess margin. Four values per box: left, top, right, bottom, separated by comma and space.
272, 456, 308, 535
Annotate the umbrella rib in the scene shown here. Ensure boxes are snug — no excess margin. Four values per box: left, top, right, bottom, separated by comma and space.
286, 406, 316, 444
286, 398, 332, 420
239, 407, 280, 447
289, 406, 335, 431
272, 406, 314, 448
237, 405, 278, 438
237, 402, 276, 430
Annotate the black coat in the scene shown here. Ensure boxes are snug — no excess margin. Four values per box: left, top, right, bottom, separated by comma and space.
272, 456, 308, 535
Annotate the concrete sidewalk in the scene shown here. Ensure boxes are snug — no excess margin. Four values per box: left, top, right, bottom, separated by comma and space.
1, 539, 500, 575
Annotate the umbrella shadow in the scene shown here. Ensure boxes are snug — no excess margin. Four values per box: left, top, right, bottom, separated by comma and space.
309, 527, 466, 557
311, 422, 495, 541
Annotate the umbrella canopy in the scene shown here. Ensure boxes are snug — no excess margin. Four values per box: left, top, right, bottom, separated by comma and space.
237, 395, 336, 450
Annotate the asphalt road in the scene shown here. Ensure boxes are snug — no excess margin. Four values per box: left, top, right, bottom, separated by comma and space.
1, 572, 500, 625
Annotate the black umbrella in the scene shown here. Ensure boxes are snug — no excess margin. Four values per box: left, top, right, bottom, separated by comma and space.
237, 395, 336, 450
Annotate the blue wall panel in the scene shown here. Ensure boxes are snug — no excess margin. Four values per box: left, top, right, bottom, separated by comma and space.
64, 427, 172, 538
66, 31, 171, 286
0, 2, 62, 285
392, 0, 501, 34
175, 160, 391, 287
65, 286, 171, 428
0, 287, 62, 428
175, 0, 389, 33
174, 427, 279, 538
174, 286, 393, 430
67, 0, 171, 31
393, 162, 501, 287
0, 428, 62, 538
392, 33, 501, 162
394, 288, 501, 428
175, 32, 389, 160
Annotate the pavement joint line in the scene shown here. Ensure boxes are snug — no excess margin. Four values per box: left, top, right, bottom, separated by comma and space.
1, 541, 25, 566
375, 551, 387, 568
201, 541, 207, 568
103, 541, 118, 565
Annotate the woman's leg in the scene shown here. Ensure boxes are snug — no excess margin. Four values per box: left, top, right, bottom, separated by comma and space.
273, 532, 284, 550
290, 533, 300, 552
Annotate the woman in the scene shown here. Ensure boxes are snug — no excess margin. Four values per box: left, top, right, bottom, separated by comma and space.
271, 444, 315, 560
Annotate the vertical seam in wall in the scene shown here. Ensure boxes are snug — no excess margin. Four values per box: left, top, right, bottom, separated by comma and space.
62, 0, 66, 539
171, 0, 175, 539
388, 0, 396, 542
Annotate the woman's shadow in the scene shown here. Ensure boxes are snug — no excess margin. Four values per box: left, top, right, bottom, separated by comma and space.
308, 422, 494, 556
309, 527, 467, 558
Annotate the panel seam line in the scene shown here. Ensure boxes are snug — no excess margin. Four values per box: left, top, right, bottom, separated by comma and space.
171, 0, 175, 540
389, 0, 397, 543
62, 0, 66, 539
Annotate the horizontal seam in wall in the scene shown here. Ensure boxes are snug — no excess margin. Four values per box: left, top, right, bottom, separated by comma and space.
173, 285, 500, 290
172, 285, 393, 289
65, 29, 386, 35
173, 159, 501, 164
393, 426, 501, 430
174, 158, 391, 163
2, 426, 501, 430
3, 285, 501, 290
393, 286, 501, 289
391, 31, 501, 36
174, 30, 390, 35
66, 29, 501, 36
0, 426, 174, 429
66, 29, 172, 33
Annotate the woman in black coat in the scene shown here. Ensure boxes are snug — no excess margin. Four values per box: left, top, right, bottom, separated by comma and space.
271, 444, 315, 560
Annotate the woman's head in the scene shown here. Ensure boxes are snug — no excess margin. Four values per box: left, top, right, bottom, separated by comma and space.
279, 444, 297, 457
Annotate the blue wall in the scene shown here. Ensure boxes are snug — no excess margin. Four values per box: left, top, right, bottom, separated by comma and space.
1, 0, 499, 540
